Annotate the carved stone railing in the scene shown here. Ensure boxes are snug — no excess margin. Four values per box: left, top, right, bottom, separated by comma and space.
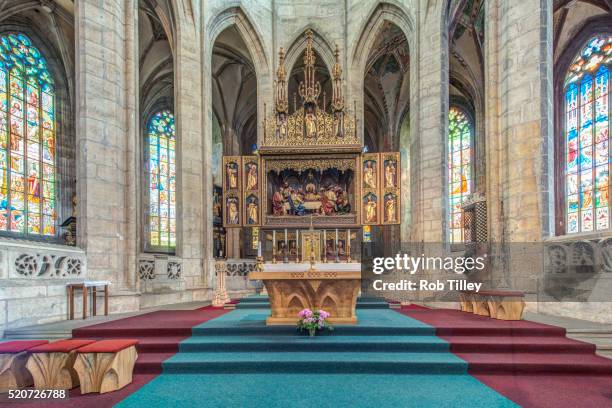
215, 258, 260, 291
543, 237, 612, 302
0, 238, 86, 280
545, 238, 612, 274
137, 254, 184, 293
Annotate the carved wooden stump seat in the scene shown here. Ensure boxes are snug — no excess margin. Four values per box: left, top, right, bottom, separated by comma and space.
482, 290, 525, 321
460, 290, 525, 321
73, 339, 139, 394
0, 340, 48, 393
459, 292, 474, 313
26, 339, 96, 390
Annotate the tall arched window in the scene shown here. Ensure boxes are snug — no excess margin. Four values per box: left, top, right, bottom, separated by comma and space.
563, 35, 611, 234
448, 106, 473, 243
0, 33, 56, 237
146, 110, 176, 251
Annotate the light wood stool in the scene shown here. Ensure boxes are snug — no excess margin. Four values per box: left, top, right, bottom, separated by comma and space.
74, 339, 139, 394
26, 339, 96, 390
0, 340, 48, 393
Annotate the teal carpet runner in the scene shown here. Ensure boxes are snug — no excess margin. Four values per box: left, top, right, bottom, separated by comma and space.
116, 305, 517, 407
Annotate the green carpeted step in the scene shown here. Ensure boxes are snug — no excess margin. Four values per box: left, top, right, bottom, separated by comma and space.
237, 296, 270, 303
191, 325, 435, 336
235, 302, 271, 309
356, 302, 389, 309
162, 351, 467, 374
179, 335, 449, 353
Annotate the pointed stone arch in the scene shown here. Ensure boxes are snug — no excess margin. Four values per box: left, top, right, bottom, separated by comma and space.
284, 27, 336, 75
206, 6, 270, 78
350, 2, 415, 77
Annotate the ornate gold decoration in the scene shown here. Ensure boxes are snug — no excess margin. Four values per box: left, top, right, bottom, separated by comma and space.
380, 152, 401, 225
362, 153, 380, 226
331, 44, 344, 112
223, 156, 242, 228
262, 30, 358, 151
265, 158, 356, 173
275, 48, 288, 114
242, 155, 261, 227
298, 30, 321, 104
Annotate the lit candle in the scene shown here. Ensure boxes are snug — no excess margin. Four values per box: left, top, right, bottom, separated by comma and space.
323, 229, 327, 262
346, 229, 350, 261
284, 229, 288, 245
257, 241, 262, 257
335, 228, 338, 247
295, 229, 299, 262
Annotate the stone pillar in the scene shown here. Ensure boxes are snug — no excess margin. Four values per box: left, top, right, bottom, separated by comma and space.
75, 0, 139, 303
484, 0, 553, 286
174, 4, 208, 292
411, 0, 447, 244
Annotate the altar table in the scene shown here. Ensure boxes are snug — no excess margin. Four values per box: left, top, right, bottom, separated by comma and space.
249, 263, 361, 325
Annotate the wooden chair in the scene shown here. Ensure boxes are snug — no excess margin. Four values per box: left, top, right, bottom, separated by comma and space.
73, 339, 139, 394
26, 339, 96, 390
0, 340, 48, 393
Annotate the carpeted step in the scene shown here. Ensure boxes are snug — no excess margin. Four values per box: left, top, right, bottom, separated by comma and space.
237, 296, 270, 303
133, 352, 176, 374
162, 351, 468, 374
235, 302, 272, 309
74, 327, 195, 337
463, 352, 612, 375
178, 335, 449, 353
356, 302, 389, 309
191, 325, 437, 337
446, 335, 596, 354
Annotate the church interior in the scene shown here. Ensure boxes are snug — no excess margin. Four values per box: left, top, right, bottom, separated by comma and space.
0, 0, 612, 407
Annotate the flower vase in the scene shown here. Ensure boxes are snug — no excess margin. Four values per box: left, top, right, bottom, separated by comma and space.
309, 328, 316, 337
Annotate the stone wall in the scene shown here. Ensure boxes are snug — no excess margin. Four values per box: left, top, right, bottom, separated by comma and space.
0, 239, 86, 336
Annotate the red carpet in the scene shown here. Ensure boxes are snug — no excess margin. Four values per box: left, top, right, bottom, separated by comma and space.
10, 305, 228, 408
399, 306, 612, 407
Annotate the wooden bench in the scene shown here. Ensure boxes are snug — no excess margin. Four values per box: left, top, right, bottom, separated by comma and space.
73, 339, 138, 394
460, 290, 525, 320
0, 340, 48, 392
26, 339, 96, 390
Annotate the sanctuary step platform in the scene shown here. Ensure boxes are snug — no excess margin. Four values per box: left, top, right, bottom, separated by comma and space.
235, 295, 390, 310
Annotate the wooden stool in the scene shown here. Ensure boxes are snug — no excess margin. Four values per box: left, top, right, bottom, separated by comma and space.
0, 340, 48, 392
459, 292, 474, 313
482, 290, 525, 320
26, 339, 96, 390
471, 295, 490, 316
74, 339, 139, 394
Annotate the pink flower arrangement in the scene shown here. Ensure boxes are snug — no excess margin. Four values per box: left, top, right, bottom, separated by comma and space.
297, 308, 333, 336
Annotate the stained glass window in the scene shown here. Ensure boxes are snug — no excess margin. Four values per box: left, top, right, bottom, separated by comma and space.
564, 35, 611, 234
448, 107, 472, 243
0, 33, 56, 237
146, 110, 176, 249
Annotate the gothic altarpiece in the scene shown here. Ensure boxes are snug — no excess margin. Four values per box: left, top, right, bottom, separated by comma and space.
222, 30, 402, 324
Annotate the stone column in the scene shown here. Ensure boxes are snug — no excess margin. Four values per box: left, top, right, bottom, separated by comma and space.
174, 4, 208, 292
411, 0, 447, 244
484, 0, 553, 286
75, 0, 139, 308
